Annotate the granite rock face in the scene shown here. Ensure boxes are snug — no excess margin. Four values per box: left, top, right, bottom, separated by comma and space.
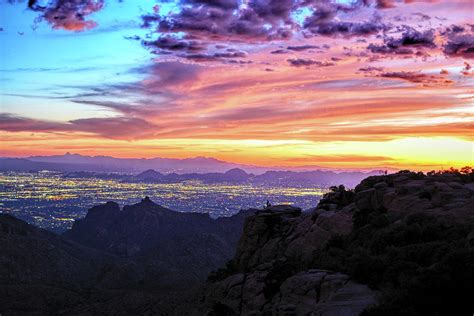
198, 171, 474, 315
197, 205, 377, 316
201, 268, 376, 316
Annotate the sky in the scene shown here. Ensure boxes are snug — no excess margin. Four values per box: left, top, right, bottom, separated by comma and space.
0, 0, 473, 171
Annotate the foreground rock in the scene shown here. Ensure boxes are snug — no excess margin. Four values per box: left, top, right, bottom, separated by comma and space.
195, 205, 377, 315
197, 171, 474, 315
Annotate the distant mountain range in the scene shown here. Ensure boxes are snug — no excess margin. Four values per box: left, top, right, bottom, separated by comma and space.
0, 153, 391, 175
0, 153, 385, 187
133, 168, 383, 188
0, 152, 268, 174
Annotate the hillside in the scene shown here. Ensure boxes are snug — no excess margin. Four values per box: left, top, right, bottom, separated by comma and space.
64, 197, 252, 289
0, 214, 114, 314
196, 170, 474, 315
0, 199, 252, 315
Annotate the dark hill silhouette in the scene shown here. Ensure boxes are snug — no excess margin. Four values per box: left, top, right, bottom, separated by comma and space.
224, 168, 251, 181
25, 153, 268, 174
131, 168, 381, 187
135, 169, 164, 181
0, 214, 115, 314
0, 199, 253, 314
64, 197, 252, 289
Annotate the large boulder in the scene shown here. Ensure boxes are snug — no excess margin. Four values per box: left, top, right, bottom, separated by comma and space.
200, 268, 377, 316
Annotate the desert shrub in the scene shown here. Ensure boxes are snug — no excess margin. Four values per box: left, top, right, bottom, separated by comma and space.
319, 185, 355, 209
315, 208, 474, 315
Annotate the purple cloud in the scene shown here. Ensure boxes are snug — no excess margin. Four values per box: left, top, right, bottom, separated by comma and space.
443, 34, 474, 59
287, 58, 335, 67
140, 0, 395, 60
271, 49, 289, 54
304, 20, 387, 38
379, 71, 453, 86
368, 28, 436, 55
0, 113, 159, 139
28, 0, 104, 31
287, 45, 319, 51
143, 36, 205, 53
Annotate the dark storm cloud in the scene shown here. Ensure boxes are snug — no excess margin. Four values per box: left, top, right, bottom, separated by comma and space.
388, 28, 436, 48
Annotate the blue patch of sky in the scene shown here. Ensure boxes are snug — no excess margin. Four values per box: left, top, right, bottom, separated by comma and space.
156, 1, 182, 16
291, 7, 314, 26
0, 0, 160, 121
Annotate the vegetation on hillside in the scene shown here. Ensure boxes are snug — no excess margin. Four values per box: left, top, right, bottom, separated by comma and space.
313, 168, 474, 315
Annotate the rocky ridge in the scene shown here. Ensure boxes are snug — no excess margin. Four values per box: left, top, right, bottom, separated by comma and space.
0, 198, 252, 315
196, 170, 474, 315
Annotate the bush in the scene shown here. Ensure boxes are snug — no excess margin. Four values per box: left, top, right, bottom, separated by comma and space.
314, 208, 474, 315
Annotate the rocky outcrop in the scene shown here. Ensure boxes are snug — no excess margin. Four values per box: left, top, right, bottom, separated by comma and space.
198, 171, 474, 315
350, 171, 474, 221
201, 268, 376, 316
198, 204, 376, 316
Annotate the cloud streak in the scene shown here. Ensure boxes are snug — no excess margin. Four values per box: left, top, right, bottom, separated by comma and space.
0, 113, 159, 139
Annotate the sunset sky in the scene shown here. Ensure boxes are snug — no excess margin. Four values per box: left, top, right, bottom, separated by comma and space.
0, 0, 473, 170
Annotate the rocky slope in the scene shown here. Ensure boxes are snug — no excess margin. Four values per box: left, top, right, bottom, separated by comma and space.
0, 198, 252, 315
196, 170, 474, 315
64, 197, 252, 289
0, 214, 114, 314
